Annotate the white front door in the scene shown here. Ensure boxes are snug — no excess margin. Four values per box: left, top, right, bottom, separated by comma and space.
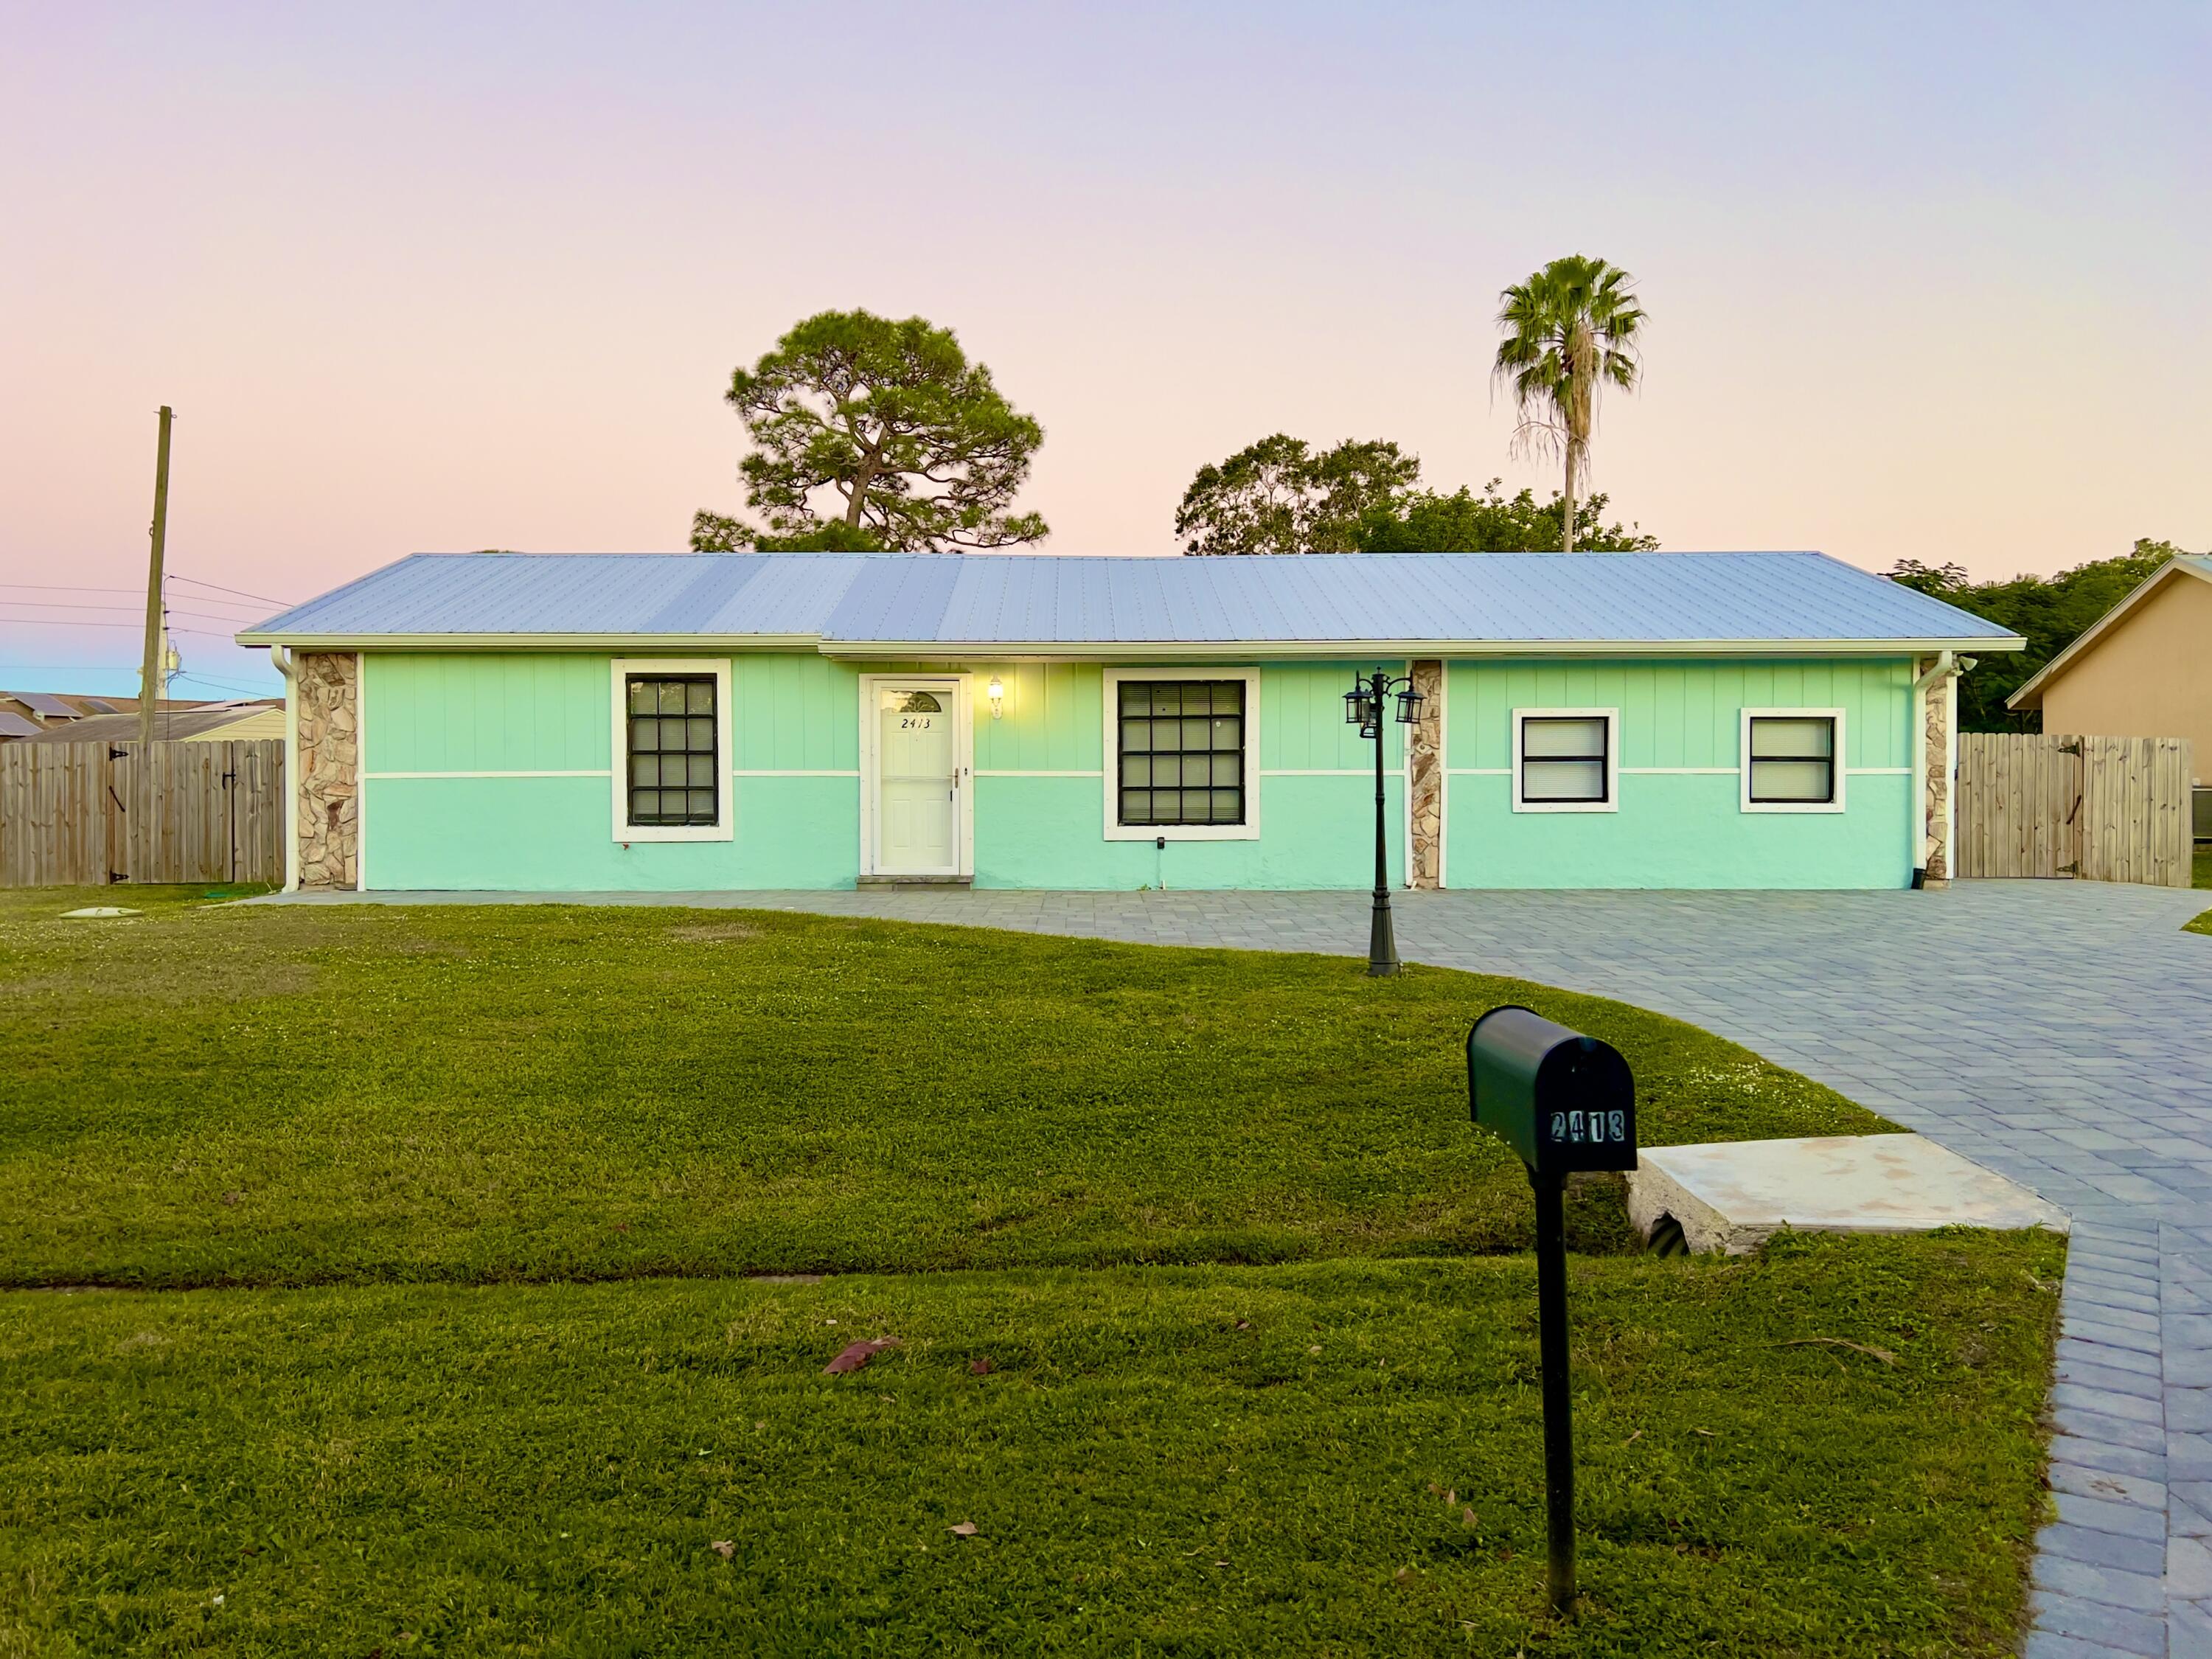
873, 683, 961, 874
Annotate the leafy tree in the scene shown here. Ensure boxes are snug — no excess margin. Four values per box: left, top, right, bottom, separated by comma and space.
1886, 539, 2192, 730
1175, 434, 1421, 555
1493, 256, 1645, 553
692, 310, 1046, 553
1354, 479, 1657, 552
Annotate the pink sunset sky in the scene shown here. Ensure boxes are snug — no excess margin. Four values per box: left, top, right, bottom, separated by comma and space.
4, 2, 2207, 697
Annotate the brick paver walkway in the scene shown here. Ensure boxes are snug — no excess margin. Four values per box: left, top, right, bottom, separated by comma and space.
268, 880, 2212, 1654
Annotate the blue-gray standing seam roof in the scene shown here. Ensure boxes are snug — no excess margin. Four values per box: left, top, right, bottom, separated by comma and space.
237, 551, 2023, 648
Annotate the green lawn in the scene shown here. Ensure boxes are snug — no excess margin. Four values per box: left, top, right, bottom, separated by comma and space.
0, 888, 1885, 1289
2190, 841, 2211, 933
5, 1237, 2059, 1658
0, 888, 2060, 1655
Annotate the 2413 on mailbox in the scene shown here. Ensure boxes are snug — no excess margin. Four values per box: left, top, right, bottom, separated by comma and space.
1549, 1109, 1627, 1148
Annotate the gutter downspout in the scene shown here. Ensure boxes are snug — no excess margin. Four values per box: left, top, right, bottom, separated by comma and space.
1910, 651, 1973, 888
271, 645, 299, 892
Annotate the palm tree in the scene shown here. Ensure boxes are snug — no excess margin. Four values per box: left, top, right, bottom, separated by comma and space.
1493, 256, 1645, 552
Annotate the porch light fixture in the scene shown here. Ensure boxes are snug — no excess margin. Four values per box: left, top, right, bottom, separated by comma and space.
1346, 668, 1424, 975
1343, 677, 1422, 739
987, 675, 1005, 720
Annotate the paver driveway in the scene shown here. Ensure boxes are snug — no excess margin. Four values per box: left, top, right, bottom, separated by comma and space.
275, 880, 2212, 1655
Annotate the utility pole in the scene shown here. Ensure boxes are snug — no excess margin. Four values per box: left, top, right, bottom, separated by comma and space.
136, 406, 174, 748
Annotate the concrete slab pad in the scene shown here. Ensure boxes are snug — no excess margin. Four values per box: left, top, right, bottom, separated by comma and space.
1627, 1133, 2069, 1254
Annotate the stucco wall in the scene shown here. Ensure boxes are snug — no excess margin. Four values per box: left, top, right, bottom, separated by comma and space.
2039, 574, 2212, 783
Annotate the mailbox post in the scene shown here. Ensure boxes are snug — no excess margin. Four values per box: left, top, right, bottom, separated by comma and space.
1466, 1004, 1638, 1615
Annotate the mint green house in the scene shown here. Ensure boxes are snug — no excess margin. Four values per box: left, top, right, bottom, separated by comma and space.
238, 552, 2019, 895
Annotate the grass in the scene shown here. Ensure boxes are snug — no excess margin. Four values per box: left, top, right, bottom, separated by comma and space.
0, 888, 2062, 1654
2, 1234, 2062, 1658
2189, 841, 2212, 933
0, 888, 1887, 1289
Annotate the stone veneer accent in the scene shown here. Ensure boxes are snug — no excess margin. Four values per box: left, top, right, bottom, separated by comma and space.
1921, 661, 1951, 883
296, 651, 359, 890
1407, 659, 1444, 889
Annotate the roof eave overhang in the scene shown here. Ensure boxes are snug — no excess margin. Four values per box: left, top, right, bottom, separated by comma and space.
235, 632, 825, 652
239, 630, 2026, 658
818, 636, 2027, 661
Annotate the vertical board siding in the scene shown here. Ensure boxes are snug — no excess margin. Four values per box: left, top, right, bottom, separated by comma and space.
1957, 734, 2193, 886
366, 654, 611, 773
0, 740, 285, 887
731, 654, 858, 771
1447, 658, 1914, 770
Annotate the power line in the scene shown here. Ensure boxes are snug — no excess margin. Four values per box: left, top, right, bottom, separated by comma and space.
1, 611, 266, 633
173, 573, 295, 606
171, 672, 280, 697
0, 576, 294, 608
1, 599, 271, 625
0, 617, 258, 641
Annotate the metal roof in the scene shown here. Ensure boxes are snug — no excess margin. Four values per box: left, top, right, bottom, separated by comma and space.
237, 551, 2024, 658
0, 690, 80, 717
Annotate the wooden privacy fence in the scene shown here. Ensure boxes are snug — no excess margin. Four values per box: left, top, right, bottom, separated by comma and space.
0, 739, 284, 887
1957, 734, 2195, 887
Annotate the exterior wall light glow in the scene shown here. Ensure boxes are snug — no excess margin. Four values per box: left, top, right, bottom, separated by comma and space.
987, 675, 1005, 720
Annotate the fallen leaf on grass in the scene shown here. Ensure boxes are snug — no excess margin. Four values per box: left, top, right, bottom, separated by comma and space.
947, 1522, 978, 1537
1622, 1429, 1644, 1446
1773, 1337, 1898, 1366
824, 1338, 900, 1375
1462, 1507, 1479, 1529
1691, 1428, 1717, 1439
1392, 1566, 1417, 1586
968, 1358, 993, 1376
220, 1192, 242, 1206
1307, 1345, 1323, 1355
709, 1541, 735, 1559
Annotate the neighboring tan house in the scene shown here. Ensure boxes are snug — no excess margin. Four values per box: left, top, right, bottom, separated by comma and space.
2008, 555, 2211, 801
237, 549, 2019, 894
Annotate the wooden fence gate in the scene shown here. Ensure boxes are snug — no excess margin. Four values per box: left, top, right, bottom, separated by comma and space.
0, 739, 285, 888
1956, 734, 2195, 887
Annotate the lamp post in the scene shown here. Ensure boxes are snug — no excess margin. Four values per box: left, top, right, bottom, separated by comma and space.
1343, 668, 1424, 976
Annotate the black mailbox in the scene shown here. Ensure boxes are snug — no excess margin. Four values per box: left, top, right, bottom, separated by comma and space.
1467, 1005, 1637, 1175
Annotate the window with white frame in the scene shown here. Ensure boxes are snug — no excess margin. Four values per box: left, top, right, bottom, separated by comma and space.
1742, 710, 1842, 810
1100, 669, 1260, 841
609, 658, 734, 844
1513, 709, 1617, 812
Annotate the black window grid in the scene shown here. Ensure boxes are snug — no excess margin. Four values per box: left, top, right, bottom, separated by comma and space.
625, 675, 719, 827
1116, 680, 1247, 827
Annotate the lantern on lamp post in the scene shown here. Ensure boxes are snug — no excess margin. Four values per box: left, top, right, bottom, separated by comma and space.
1343, 668, 1423, 975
